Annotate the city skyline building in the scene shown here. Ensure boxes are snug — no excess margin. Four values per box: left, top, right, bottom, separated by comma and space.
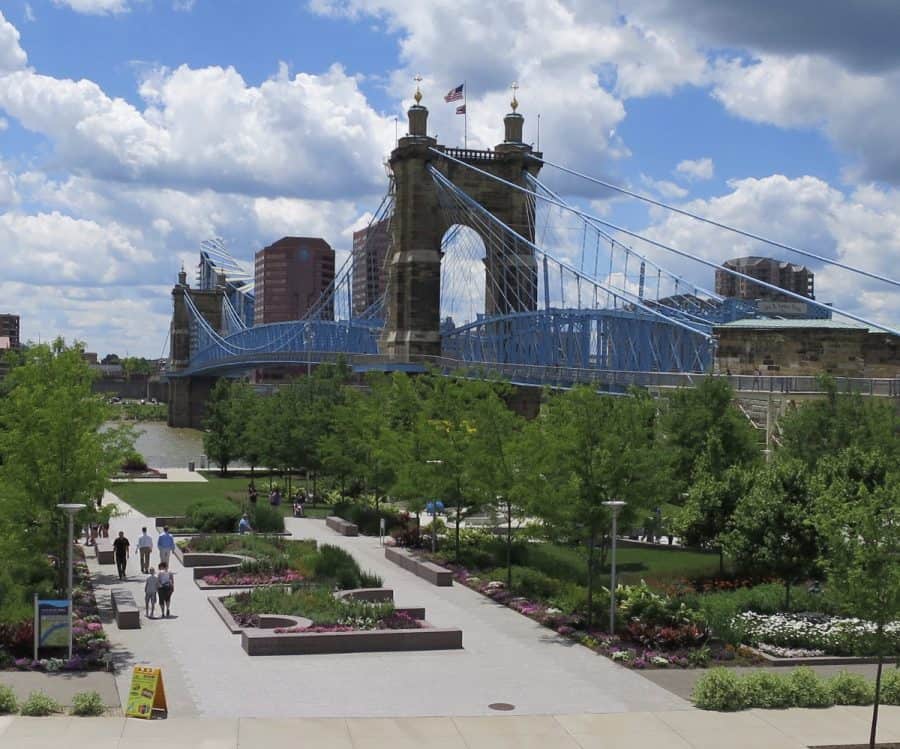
0, 313, 20, 349
715, 256, 815, 303
253, 237, 335, 324
351, 217, 390, 317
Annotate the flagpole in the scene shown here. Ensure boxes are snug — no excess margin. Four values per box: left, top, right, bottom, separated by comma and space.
463, 80, 467, 149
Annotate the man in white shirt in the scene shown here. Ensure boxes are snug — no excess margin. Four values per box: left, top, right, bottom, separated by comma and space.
137, 527, 154, 574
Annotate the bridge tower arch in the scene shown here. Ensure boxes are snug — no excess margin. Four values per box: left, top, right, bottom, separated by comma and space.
382, 86, 543, 360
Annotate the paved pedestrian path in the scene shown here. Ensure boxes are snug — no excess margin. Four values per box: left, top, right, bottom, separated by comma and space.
88, 497, 686, 718
1, 706, 900, 749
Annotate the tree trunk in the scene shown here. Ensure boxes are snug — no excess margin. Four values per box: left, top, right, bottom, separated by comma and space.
871, 651, 884, 749
313, 471, 318, 500
719, 548, 724, 575
784, 579, 792, 611
586, 533, 596, 630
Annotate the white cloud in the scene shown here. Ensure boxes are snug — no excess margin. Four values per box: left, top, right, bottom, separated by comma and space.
675, 157, 714, 181
172, 0, 195, 10
637, 174, 900, 329
24, 4, 36, 23
52, 0, 130, 15
0, 11, 27, 73
0, 62, 395, 199
641, 173, 688, 199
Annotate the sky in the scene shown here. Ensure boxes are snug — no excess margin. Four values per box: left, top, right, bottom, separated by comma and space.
0, 0, 899, 357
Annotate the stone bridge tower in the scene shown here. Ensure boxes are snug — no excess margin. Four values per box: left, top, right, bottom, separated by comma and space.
382, 84, 542, 360
168, 266, 224, 428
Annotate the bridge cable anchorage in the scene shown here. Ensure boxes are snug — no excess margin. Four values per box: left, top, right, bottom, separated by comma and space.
429, 148, 900, 337
527, 174, 724, 307
533, 156, 900, 290
428, 166, 713, 341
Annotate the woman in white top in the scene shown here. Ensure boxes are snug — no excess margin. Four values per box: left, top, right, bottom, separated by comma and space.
156, 563, 175, 618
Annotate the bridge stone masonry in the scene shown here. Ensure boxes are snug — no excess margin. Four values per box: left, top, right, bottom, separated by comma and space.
382, 92, 542, 359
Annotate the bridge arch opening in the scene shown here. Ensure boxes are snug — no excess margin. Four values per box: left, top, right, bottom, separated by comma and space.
440, 224, 488, 330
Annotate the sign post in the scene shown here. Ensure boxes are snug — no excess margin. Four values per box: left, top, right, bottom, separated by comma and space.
126, 666, 168, 719
34, 598, 71, 659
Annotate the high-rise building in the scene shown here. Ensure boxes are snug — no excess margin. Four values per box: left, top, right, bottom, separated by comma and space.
351, 218, 390, 316
715, 256, 814, 302
0, 313, 20, 349
254, 237, 335, 324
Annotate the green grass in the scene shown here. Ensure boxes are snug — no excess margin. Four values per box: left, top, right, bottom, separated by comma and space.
112, 474, 334, 519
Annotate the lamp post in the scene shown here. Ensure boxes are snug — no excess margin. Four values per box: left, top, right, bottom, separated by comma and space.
426, 459, 443, 553
602, 500, 626, 636
57, 503, 86, 660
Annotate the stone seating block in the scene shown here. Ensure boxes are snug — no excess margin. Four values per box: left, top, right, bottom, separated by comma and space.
111, 588, 140, 629
95, 539, 115, 565
325, 516, 359, 536
385, 547, 452, 586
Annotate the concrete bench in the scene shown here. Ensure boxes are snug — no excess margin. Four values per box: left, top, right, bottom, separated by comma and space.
95, 539, 115, 565
111, 588, 140, 629
326, 516, 359, 536
385, 547, 452, 586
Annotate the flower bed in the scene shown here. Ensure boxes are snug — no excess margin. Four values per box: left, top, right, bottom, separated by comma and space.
200, 570, 305, 588
0, 552, 111, 672
736, 611, 900, 657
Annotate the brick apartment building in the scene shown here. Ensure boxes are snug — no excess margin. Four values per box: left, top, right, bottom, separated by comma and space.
351, 217, 390, 317
715, 256, 814, 302
0, 313, 20, 349
253, 237, 335, 324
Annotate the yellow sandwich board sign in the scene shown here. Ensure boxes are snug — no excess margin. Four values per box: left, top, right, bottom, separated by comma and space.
126, 666, 168, 719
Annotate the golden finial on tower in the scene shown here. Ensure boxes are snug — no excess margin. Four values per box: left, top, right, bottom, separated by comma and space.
510, 81, 519, 112
414, 74, 423, 104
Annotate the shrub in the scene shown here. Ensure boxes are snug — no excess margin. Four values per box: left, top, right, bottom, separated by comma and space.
359, 570, 384, 589
506, 566, 561, 600
828, 671, 874, 706
742, 672, 794, 709
0, 685, 17, 714
121, 451, 148, 472
692, 668, 747, 711
248, 503, 285, 533
20, 691, 62, 716
186, 499, 242, 533
878, 668, 900, 706
523, 542, 585, 585
333, 501, 402, 536
788, 667, 834, 708
313, 544, 381, 589
71, 691, 105, 716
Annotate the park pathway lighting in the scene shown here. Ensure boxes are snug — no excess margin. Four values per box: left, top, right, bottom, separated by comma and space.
57, 503, 86, 659
602, 500, 626, 636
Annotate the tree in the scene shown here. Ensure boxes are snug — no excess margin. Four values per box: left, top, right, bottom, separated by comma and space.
780, 378, 899, 470
202, 379, 241, 475
0, 339, 132, 590
722, 458, 819, 608
813, 448, 900, 749
468, 383, 526, 588
232, 382, 265, 477
526, 387, 661, 629
659, 377, 759, 497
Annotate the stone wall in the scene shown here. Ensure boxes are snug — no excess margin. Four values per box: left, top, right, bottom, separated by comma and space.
714, 327, 900, 376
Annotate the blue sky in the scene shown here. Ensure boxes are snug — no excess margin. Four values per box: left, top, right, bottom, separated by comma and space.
0, 0, 898, 356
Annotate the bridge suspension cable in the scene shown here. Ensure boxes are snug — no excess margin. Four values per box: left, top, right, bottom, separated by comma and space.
429, 148, 900, 337
534, 156, 900, 290
429, 166, 712, 340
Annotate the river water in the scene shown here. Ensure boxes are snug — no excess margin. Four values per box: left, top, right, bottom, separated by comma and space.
125, 421, 206, 469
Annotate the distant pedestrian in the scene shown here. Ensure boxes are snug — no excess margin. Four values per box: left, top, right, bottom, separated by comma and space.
248, 483, 258, 505
238, 514, 251, 534
269, 488, 281, 507
113, 531, 131, 580
157, 526, 175, 567
157, 563, 175, 618
144, 567, 159, 619
137, 527, 153, 574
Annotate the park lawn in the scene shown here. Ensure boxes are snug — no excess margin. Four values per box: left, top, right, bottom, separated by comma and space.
111, 474, 335, 519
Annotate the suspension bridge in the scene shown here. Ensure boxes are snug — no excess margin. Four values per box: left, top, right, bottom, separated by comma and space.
166, 87, 900, 427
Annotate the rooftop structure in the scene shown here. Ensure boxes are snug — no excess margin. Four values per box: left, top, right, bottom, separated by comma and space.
715, 256, 814, 302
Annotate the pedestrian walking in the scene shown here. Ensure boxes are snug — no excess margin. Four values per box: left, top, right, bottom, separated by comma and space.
113, 531, 131, 580
144, 567, 159, 619
157, 563, 175, 618
137, 527, 153, 574
157, 526, 175, 567
238, 514, 252, 534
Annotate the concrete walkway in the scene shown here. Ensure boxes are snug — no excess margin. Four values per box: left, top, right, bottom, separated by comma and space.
0, 707, 899, 749
88, 498, 686, 718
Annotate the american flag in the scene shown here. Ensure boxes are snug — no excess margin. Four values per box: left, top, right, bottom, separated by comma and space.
456, 104, 466, 115
444, 83, 464, 103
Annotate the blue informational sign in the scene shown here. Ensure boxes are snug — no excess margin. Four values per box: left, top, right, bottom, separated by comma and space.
36, 599, 70, 650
